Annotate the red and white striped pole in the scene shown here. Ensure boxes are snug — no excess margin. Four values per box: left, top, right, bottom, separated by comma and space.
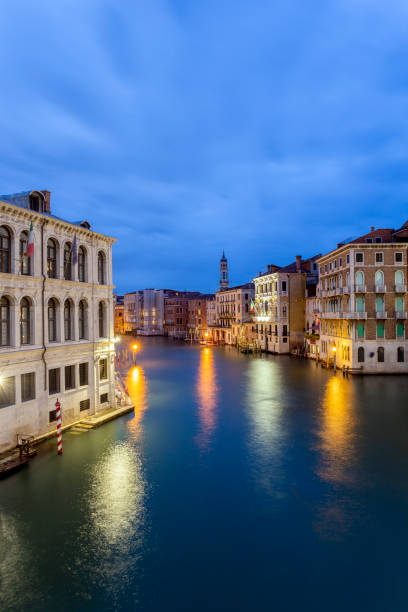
56, 399, 63, 455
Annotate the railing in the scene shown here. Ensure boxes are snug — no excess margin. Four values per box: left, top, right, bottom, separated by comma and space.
395, 311, 407, 319
321, 311, 367, 319
354, 284, 367, 293
395, 284, 406, 293
375, 311, 387, 319
375, 285, 386, 293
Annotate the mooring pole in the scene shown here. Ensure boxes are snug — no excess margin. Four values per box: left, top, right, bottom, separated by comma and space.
56, 399, 63, 455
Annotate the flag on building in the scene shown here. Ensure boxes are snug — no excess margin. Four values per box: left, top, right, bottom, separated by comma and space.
250, 299, 255, 311
72, 234, 78, 265
27, 222, 34, 257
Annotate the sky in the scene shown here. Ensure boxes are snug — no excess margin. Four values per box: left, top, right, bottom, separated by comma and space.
1, 0, 408, 293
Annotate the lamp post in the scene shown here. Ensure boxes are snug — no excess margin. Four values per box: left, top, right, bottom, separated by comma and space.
332, 345, 337, 373
132, 344, 138, 365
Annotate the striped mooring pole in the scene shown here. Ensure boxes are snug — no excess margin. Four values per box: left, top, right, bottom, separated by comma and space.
56, 399, 63, 455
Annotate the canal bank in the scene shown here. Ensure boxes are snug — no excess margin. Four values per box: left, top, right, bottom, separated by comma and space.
2, 336, 408, 612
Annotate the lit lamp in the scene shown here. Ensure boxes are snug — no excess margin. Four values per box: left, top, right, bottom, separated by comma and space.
132, 344, 138, 365
332, 344, 337, 373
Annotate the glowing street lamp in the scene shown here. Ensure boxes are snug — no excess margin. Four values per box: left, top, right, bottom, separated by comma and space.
332, 344, 337, 373
132, 344, 139, 365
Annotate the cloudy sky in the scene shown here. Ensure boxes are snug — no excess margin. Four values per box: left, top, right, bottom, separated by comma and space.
1, 0, 408, 293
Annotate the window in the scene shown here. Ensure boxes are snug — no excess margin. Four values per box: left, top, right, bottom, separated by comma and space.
356, 297, 364, 313
376, 323, 384, 338
375, 270, 384, 286
358, 347, 365, 363
49, 368, 60, 395
65, 365, 75, 390
355, 271, 364, 287
64, 242, 72, 280
21, 372, 35, 402
19, 231, 31, 275
79, 300, 87, 339
100, 392, 108, 404
47, 239, 58, 278
282, 325, 288, 336
78, 246, 86, 282
398, 347, 405, 363
376, 296, 384, 313
99, 358, 108, 380
396, 296, 404, 313
79, 362, 88, 386
98, 251, 106, 285
366, 238, 373, 243
80, 399, 90, 411
29, 194, 42, 212
377, 347, 384, 362
357, 323, 365, 338
20, 297, 31, 344
339, 258, 342, 267
397, 323, 405, 338
49, 410, 57, 423
0, 296, 11, 346
64, 300, 73, 341
48, 298, 57, 342
375, 252, 383, 263
281, 281, 287, 293
395, 270, 404, 286
375, 237, 382, 243
395, 252, 403, 263
98, 301, 106, 337
355, 253, 364, 263
0, 226, 11, 273
0, 375, 15, 408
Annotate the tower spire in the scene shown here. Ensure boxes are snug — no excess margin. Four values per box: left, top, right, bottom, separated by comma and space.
220, 251, 229, 289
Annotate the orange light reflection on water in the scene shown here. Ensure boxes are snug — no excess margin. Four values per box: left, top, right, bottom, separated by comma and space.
195, 347, 218, 452
126, 365, 148, 441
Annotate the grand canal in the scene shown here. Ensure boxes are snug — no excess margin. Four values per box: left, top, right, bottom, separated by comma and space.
1, 338, 408, 611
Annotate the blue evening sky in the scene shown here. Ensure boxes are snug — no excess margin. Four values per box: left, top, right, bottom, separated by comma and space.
1, 0, 408, 293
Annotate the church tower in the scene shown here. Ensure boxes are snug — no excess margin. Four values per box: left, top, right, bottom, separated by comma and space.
220, 251, 229, 289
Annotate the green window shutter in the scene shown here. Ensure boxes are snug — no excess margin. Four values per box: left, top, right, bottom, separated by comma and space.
377, 323, 384, 338
396, 296, 404, 311
397, 323, 405, 338
357, 323, 365, 338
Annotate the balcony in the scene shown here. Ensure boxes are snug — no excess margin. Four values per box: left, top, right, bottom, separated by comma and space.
354, 284, 367, 293
375, 285, 386, 293
375, 311, 387, 319
395, 311, 407, 319
342, 285, 351, 294
321, 312, 367, 319
320, 312, 342, 319
395, 284, 406, 293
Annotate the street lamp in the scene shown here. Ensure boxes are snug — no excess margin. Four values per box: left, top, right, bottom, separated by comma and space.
332, 345, 337, 373
132, 344, 138, 365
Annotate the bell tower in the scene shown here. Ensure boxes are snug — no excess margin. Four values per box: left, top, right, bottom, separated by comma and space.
220, 251, 229, 289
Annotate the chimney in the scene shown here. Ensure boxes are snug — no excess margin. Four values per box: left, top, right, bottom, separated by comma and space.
259, 271, 262, 276
371, 226, 375, 232
42, 190, 51, 213
296, 255, 302, 273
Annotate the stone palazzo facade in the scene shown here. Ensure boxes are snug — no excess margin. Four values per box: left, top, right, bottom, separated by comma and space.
0, 190, 116, 452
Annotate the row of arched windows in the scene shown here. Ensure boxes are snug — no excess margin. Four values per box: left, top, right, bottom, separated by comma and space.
355, 270, 404, 287
0, 225, 107, 284
0, 296, 107, 347
357, 346, 405, 363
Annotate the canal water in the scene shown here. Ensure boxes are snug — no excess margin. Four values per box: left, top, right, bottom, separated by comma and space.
1, 338, 408, 611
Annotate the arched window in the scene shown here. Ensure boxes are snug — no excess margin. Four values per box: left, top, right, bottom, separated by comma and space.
358, 347, 365, 362
375, 270, 384, 286
78, 246, 86, 282
397, 347, 405, 363
395, 270, 404, 286
64, 242, 72, 281
0, 296, 10, 346
355, 270, 364, 287
79, 300, 87, 339
20, 297, 31, 344
98, 251, 106, 285
19, 231, 31, 276
48, 298, 57, 342
64, 300, 73, 340
47, 238, 58, 278
377, 346, 384, 363
346, 346, 350, 361
356, 296, 364, 313
376, 296, 384, 312
98, 301, 106, 337
0, 226, 11, 273
397, 322, 405, 338
396, 296, 404, 313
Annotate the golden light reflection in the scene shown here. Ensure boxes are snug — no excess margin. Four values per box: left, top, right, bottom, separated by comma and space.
195, 347, 218, 452
317, 376, 357, 486
126, 366, 148, 442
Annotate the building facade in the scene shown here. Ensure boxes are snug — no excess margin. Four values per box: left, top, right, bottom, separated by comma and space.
164, 294, 190, 338
124, 289, 165, 335
318, 224, 408, 373
210, 283, 254, 344
114, 294, 125, 334
0, 190, 116, 453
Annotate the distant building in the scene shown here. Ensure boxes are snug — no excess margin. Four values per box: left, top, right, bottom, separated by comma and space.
210, 282, 254, 344
318, 223, 408, 373
0, 190, 116, 453
124, 289, 166, 335
114, 294, 125, 335
164, 293, 190, 338
220, 251, 229, 289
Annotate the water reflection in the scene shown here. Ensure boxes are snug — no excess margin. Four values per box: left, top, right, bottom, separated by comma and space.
195, 348, 218, 452
316, 376, 358, 486
126, 366, 148, 442
247, 359, 285, 494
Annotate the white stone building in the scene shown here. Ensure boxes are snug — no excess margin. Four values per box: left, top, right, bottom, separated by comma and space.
0, 190, 116, 452
124, 289, 165, 335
